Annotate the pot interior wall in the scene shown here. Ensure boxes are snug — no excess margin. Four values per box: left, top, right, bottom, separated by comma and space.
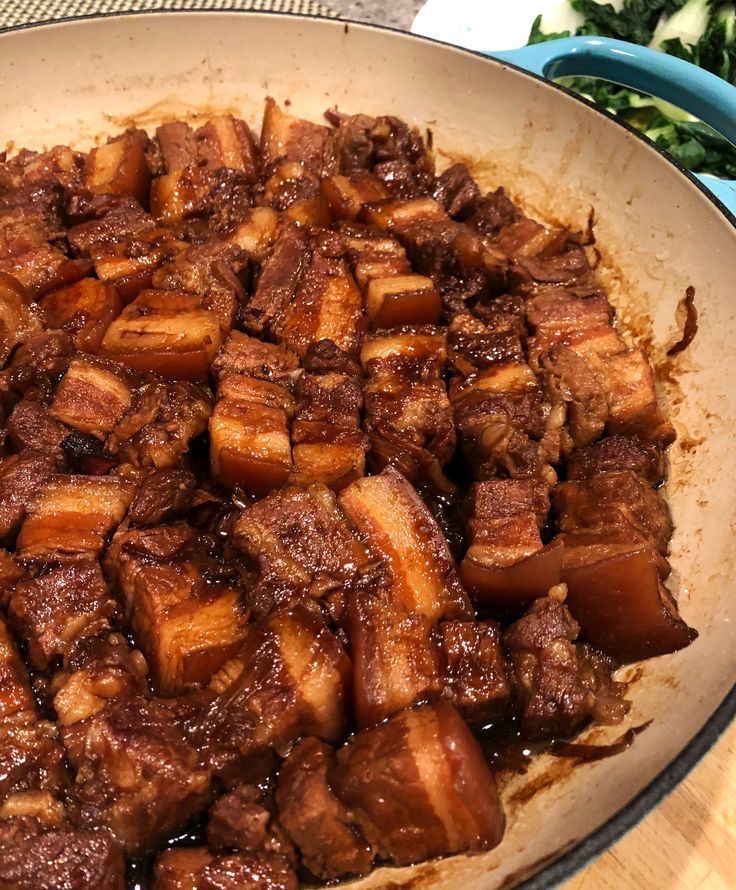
1, 13, 734, 888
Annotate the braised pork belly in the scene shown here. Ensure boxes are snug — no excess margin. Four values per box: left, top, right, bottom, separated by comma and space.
0, 99, 694, 884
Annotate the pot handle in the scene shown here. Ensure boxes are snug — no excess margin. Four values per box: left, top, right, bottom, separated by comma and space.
491, 36, 736, 215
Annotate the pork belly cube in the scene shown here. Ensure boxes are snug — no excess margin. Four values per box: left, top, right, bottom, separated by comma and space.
92, 228, 187, 303
8, 561, 117, 671
153, 847, 297, 890
365, 274, 441, 329
460, 480, 563, 609
233, 484, 371, 597
320, 172, 389, 220
212, 330, 299, 383
332, 701, 504, 866
447, 310, 525, 376
340, 228, 412, 289
276, 738, 374, 880
339, 467, 472, 621
261, 98, 337, 176
107, 524, 248, 695
553, 470, 672, 554
0, 271, 42, 365
438, 620, 511, 725
226, 206, 281, 263
245, 223, 311, 335
504, 592, 629, 738
274, 231, 364, 357
0, 716, 67, 806
193, 600, 350, 783
66, 194, 154, 252
0, 616, 35, 719
290, 371, 367, 489
16, 475, 136, 561
346, 585, 442, 728
1, 247, 91, 301
84, 129, 150, 205
50, 356, 133, 440
526, 286, 613, 336
562, 544, 697, 662
127, 467, 197, 526
602, 347, 676, 445
40, 278, 121, 353
51, 631, 148, 727
207, 784, 296, 861
263, 159, 321, 211
63, 695, 211, 853
0, 550, 25, 610
149, 165, 215, 224
0, 819, 125, 890
210, 374, 295, 494
6, 401, 70, 457
101, 289, 223, 380
198, 115, 260, 178
567, 435, 666, 486
151, 238, 246, 334
0, 451, 57, 544
108, 378, 212, 469
360, 325, 447, 380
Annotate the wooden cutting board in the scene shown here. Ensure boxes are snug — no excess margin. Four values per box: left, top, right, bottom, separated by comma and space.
563, 720, 736, 889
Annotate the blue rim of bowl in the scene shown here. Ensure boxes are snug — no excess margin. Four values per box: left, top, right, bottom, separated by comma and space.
1, 10, 734, 888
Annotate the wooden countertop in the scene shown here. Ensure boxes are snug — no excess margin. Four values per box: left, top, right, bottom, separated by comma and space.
563, 720, 736, 890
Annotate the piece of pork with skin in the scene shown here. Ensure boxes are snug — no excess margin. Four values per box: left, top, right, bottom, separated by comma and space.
460, 479, 563, 610
0, 817, 125, 890
40, 278, 121, 353
325, 109, 435, 198
262, 98, 338, 178
207, 784, 296, 865
210, 372, 295, 495
49, 354, 135, 442
332, 701, 505, 867
100, 289, 223, 381
188, 598, 350, 784
225, 205, 281, 264
212, 329, 299, 384
83, 129, 151, 206
50, 629, 148, 728
1, 329, 74, 406
339, 466, 472, 621
554, 470, 673, 555
566, 434, 666, 487
0, 145, 83, 192
154, 116, 259, 179
16, 474, 137, 562
526, 286, 675, 446
321, 171, 390, 221
105, 523, 248, 696
503, 590, 629, 739
346, 583, 442, 728
62, 693, 212, 853
339, 224, 413, 290
233, 483, 374, 599
151, 238, 247, 334
438, 620, 511, 725
360, 326, 456, 486
0, 450, 58, 544
153, 847, 297, 890
107, 377, 212, 470
361, 197, 507, 307
8, 560, 118, 671
272, 229, 364, 358
290, 369, 368, 489
0, 271, 43, 366
276, 738, 374, 880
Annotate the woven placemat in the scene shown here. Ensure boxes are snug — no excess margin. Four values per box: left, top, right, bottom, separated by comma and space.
0, 0, 337, 30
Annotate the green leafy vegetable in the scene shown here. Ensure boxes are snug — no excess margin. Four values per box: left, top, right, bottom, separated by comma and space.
528, 0, 736, 177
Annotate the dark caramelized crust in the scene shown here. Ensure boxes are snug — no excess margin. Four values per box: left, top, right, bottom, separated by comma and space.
213, 330, 299, 382
190, 599, 350, 784
63, 695, 212, 853
276, 738, 374, 879
153, 847, 297, 890
332, 701, 504, 866
0, 451, 58, 544
8, 560, 118, 670
234, 483, 372, 598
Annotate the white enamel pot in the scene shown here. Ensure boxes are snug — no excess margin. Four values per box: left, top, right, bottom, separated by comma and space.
0, 11, 734, 889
